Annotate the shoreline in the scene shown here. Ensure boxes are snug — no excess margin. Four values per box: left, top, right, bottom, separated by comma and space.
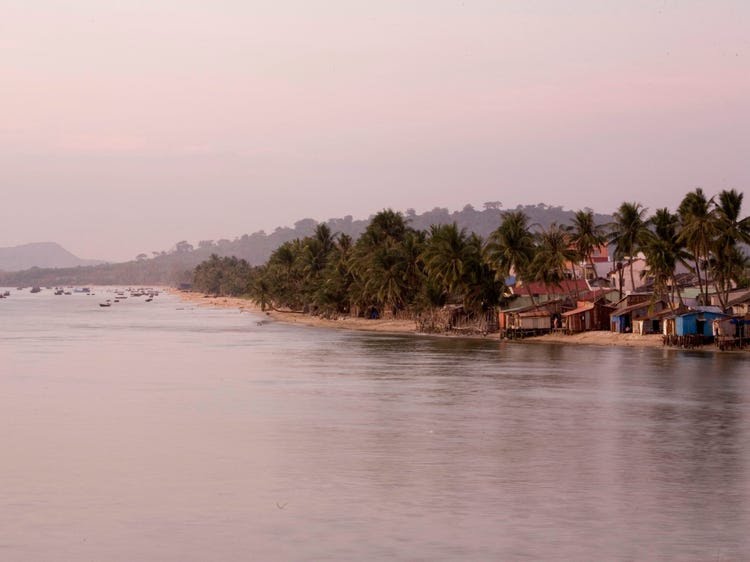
168, 289, 419, 335
166, 289, 744, 352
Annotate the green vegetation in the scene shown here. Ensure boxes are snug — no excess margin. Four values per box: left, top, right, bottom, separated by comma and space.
191, 189, 750, 326
0, 203, 611, 286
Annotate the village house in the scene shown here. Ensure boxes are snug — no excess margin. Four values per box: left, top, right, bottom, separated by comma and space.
675, 307, 728, 338
567, 243, 610, 280
561, 297, 614, 333
610, 296, 668, 333
510, 279, 590, 303
634, 307, 684, 335
608, 255, 692, 296
499, 300, 565, 337
724, 290, 750, 316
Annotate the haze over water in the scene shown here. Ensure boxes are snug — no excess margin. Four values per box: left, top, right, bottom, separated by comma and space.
1, 290, 749, 560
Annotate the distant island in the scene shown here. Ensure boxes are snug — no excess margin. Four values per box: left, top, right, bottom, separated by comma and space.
0, 242, 104, 272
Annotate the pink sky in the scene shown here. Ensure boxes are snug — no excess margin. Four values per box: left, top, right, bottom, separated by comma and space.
2, 1, 749, 261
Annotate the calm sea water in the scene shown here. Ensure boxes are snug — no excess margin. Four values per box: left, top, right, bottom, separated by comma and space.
1, 288, 749, 561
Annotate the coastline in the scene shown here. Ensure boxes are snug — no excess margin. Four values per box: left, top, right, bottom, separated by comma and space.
168, 289, 418, 334
168, 289, 719, 350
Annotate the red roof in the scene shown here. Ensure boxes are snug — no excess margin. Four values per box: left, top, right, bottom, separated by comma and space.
513, 279, 590, 297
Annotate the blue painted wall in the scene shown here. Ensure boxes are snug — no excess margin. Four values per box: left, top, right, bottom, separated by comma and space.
675, 312, 725, 336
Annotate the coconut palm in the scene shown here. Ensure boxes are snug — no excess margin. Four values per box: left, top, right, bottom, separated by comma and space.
678, 188, 718, 303
609, 202, 649, 294
364, 241, 410, 313
529, 223, 578, 299
349, 210, 413, 313
711, 189, 750, 308
463, 233, 502, 313
485, 210, 536, 287
568, 209, 606, 281
422, 223, 477, 299
643, 208, 690, 308
715, 189, 750, 244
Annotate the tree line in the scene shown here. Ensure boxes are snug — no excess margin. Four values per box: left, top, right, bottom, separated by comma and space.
192, 188, 749, 318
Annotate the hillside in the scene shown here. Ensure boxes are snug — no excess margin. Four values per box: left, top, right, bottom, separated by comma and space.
0, 204, 613, 286
0, 242, 103, 272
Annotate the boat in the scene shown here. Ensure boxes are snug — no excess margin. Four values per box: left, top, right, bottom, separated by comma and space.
99, 303, 111, 307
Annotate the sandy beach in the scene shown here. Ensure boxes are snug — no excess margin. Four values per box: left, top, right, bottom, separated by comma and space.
169, 290, 698, 349
169, 290, 417, 334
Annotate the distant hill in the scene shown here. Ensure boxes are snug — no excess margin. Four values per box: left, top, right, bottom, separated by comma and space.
0, 204, 613, 286
0, 242, 104, 272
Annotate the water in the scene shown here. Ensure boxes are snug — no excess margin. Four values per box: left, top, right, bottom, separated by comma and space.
1, 289, 749, 560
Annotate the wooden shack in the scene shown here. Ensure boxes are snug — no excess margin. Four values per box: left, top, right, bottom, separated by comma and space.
561, 298, 614, 333
610, 299, 667, 333
500, 300, 564, 338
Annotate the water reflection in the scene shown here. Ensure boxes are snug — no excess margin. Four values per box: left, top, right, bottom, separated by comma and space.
1, 291, 749, 560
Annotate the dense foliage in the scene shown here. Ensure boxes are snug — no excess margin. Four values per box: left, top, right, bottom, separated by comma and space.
0, 203, 611, 286
192, 189, 750, 319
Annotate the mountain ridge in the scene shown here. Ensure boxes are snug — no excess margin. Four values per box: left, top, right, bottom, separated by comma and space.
0, 204, 613, 286
0, 242, 104, 272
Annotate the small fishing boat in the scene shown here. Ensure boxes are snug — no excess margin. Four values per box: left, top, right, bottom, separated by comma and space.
99, 302, 111, 307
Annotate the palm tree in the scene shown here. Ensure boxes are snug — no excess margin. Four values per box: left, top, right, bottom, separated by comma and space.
464, 233, 501, 314
568, 209, 606, 281
643, 208, 689, 308
314, 223, 336, 254
422, 223, 477, 299
364, 241, 409, 313
715, 189, 750, 244
711, 189, 750, 308
349, 210, 414, 315
485, 210, 536, 292
678, 188, 718, 303
529, 223, 578, 299
710, 245, 748, 310
609, 202, 649, 294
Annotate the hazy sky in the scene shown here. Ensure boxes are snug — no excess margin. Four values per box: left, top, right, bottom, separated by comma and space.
2, 1, 749, 261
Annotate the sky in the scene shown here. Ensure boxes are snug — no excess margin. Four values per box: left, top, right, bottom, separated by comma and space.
2, 0, 749, 262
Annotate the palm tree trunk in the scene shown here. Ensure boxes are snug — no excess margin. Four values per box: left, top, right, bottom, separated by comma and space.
588, 255, 596, 282
671, 274, 685, 308
693, 253, 704, 305
629, 259, 636, 294
570, 263, 580, 299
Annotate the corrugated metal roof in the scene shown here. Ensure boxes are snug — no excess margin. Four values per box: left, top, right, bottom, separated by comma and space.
611, 300, 664, 317
512, 279, 589, 297
690, 306, 724, 314
562, 303, 595, 317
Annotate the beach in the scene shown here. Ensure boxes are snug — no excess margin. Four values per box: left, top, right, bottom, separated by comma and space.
168, 290, 684, 348
169, 290, 417, 334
